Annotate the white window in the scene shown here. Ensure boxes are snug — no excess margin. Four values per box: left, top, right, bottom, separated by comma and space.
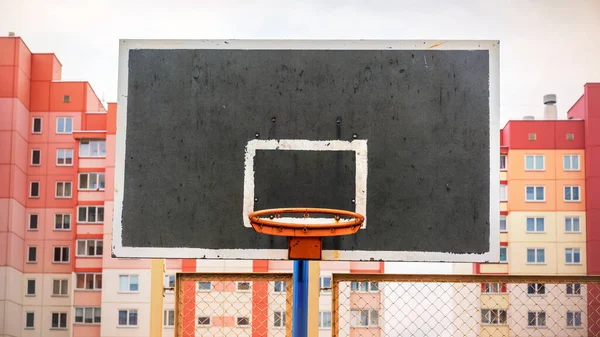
77, 206, 104, 223
198, 282, 211, 291
525, 155, 544, 170
499, 184, 507, 201
119, 275, 139, 293
567, 311, 582, 327
526, 217, 545, 233
55, 181, 72, 198
482, 283, 507, 294
527, 283, 545, 295
350, 281, 379, 293
118, 309, 138, 327
350, 309, 379, 327
197, 316, 211, 326
236, 317, 250, 327
567, 283, 581, 296
52, 280, 68, 296
273, 281, 286, 292
25, 312, 35, 329
79, 140, 106, 157
51, 312, 67, 329
527, 248, 545, 264
164, 310, 174, 328
76, 239, 103, 257
564, 186, 581, 201
481, 309, 507, 325
26, 279, 36, 296
56, 149, 73, 166
164, 275, 175, 291
78, 173, 105, 190
32, 117, 42, 134
27, 246, 37, 263
500, 155, 507, 170
319, 311, 332, 328
564, 155, 580, 171
499, 246, 507, 263
31, 149, 41, 166
236, 281, 251, 292
53, 247, 69, 263
54, 214, 71, 230
499, 216, 507, 232
76, 273, 102, 290
56, 117, 73, 134
320, 277, 331, 293
525, 186, 545, 202
29, 181, 40, 198
565, 217, 581, 233
273, 311, 285, 328
566, 248, 581, 264
527, 311, 546, 327
75, 307, 101, 324
28, 214, 38, 230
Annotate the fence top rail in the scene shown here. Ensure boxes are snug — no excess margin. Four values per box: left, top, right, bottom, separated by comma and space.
177, 272, 293, 282
332, 273, 600, 284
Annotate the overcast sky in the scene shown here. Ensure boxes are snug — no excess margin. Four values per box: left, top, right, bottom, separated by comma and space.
1, 0, 599, 126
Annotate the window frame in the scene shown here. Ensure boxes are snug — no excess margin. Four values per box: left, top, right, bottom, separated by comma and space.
164, 275, 175, 293
499, 154, 507, 170
565, 248, 582, 264
29, 181, 40, 198
320, 276, 332, 293
566, 283, 582, 296
236, 316, 250, 327
318, 311, 332, 329
565, 216, 581, 233
50, 312, 68, 329
27, 246, 37, 263
31, 149, 41, 166
350, 309, 379, 328
236, 281, 251, 292
56, 149, 74, 166
480, 308, 508, 325
273, 311, 286, 328
499, 216, 507, 233
79, 139, 107, 158
564, 185, 581, 202
563, 154, 580, 171
26, 279, 36, 296
164, 309, 175, 328
273, 280, 286, 293
117, 309, 138, 327
524, 154, 545, 171
527, 283, 546, 296
54, 213, 71, 231
525, 186, 545, 202
118, 275, 140, 293
481, 283, 507, 294
52, 246, 70, 264
74, 307, 101, 325
499, 184, 507, 202
76, 239, 103, 257
51, 279, 69, 297
566, 311, 583, 327
197, 316, 211, 327
499, 246, 508, 263
78, 172, 106, 191
28, 214, 39, 231
55, 181, 72, 198
526, 248, 545, 264
75, 273, 102, 291
25, 312, 35, 329
56, 117, 73, 134
32, 117, 42, 134
77, 206, 105, 223
197, 281, 212, 292
350, 281, 379, 293
527, 311, 546, 327
525, 217, 545, 233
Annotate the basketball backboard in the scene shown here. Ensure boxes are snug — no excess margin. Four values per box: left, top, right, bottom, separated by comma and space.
113, 39, 499, 262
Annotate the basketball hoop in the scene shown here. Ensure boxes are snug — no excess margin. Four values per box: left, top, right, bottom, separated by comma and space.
248, 208, 364, 260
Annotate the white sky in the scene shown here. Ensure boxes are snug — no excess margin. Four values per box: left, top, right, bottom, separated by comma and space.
1, 0, 600, 126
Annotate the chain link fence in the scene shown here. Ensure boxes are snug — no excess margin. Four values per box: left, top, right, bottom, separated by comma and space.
332, 274, 600, 337
175, 273, 293, 337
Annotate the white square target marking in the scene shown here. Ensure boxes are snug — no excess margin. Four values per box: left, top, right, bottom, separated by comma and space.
243, 139, 368, 228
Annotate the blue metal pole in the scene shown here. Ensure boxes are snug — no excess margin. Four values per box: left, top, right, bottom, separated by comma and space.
292, 260, 309, 337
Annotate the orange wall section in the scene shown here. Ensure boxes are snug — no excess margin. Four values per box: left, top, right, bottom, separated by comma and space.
50, 82, 86, 112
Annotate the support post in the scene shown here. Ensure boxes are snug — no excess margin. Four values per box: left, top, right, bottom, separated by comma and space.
307, 261, 321, 337
150, 259, 165, 337
292, 260, 309, 337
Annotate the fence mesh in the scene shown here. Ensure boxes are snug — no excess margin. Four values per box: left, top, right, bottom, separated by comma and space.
332, 274, 600, 337
175, 273, 293, 337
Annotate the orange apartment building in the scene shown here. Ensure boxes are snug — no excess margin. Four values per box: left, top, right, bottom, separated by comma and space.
2, 36, 600, 337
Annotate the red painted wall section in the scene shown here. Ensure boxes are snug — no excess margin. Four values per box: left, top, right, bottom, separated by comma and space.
504, 121, 555, 149
252, 260, 268, 337
85, 83, 105, 113
50, 82, 86, 112
107, 103, 117, 134
584, 84, 600, 276
31, 53, 61, 81
501, 121, 511, 147
568, 94, 585, 119
554, 120, 585, 149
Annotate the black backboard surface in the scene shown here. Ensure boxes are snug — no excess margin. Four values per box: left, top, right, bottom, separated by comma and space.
114, 40, 499, 261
